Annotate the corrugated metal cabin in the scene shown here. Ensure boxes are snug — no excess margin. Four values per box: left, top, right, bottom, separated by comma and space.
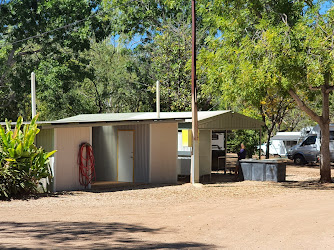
34, 111, 264, 192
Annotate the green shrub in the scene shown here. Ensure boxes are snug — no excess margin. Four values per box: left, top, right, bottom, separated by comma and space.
227, 130, 260, 158
0, 115, 56, 199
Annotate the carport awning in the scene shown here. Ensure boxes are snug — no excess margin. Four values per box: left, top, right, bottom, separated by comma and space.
180, 111, 264, 130
198, 111, 263, 130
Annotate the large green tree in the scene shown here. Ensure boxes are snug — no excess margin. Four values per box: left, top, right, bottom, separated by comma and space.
83, 41, 154, 114
104, 0, 211, 112
0, 0, 110, 120
134, 17, 193, 111
103, 0, 192, 40
199, 0, 334, 182
198, 0, 297, 159
282, 1, 334, 182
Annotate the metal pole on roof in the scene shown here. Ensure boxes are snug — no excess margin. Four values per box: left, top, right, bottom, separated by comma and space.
156, 80, 160, 118
31, 72, 36, 119
191, 0, 199, 184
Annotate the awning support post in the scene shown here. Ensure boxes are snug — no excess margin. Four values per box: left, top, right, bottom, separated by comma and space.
259, 128, 262, 159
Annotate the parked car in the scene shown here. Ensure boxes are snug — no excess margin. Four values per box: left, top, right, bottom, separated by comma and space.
287, 134, 319, 165
287, 124, 334, 165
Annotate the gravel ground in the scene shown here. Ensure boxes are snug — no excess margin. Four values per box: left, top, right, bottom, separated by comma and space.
1, 162, 334, 249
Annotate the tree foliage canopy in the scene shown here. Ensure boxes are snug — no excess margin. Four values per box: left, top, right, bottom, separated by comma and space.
198, 0, 334, 181
0, 0, 110, 120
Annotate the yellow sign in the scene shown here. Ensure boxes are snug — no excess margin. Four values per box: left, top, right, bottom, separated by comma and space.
182, 130, 192, 147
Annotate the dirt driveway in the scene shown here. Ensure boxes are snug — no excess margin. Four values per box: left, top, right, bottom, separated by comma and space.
1, 163, 334, 249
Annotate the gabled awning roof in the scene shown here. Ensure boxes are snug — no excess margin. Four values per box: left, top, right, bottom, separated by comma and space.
196, 111, 264, 130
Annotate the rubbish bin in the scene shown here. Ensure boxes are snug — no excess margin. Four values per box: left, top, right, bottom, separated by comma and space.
240, 158, 286, 182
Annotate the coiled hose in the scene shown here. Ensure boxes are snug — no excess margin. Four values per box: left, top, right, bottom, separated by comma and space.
78, 143, 96, 188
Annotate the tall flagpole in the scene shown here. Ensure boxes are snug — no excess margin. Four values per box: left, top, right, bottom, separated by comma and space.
191, 0, 199, 184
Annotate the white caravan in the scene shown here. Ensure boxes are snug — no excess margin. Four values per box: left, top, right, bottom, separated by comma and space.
261, 132, 301, 157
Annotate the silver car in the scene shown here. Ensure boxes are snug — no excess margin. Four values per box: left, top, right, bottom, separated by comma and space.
287, 135, 318, 165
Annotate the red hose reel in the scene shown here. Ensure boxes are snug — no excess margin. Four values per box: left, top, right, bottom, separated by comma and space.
78, 143, 96, 188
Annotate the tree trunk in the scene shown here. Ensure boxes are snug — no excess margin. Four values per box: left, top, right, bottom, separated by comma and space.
319, 81, 332, 182
319, 122, 331, 182
288, 82, 332, 183
0, 49, 16, 87
265, 136, 270, 159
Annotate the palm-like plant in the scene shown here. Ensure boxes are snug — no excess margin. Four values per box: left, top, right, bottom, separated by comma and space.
0, 115, 56, 199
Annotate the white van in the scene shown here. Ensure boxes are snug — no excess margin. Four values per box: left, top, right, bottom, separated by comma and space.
287, 125, 334, 164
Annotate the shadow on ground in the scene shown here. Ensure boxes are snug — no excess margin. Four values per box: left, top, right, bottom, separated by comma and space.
2, 184, 182, 201
0, 221, 215, 249
199, 171, 334, 191
280, 180, 334, 190
90, 182, 181, 193
201, 172, 236, 184
0, 191, 76, 202
290, 163, 320, 169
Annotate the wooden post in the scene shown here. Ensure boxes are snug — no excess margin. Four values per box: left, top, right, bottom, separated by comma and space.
191, 0, 199, 184
259, 129, 262, 159
31, 72, 36, 119
224, 130, 227, 169
156, 81, 160, 118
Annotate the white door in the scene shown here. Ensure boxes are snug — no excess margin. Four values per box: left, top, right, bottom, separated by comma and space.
118, 130, 134, 182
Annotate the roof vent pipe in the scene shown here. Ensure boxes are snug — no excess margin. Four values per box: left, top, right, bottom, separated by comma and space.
156, 80, 160, 118
31, 72, 36, 119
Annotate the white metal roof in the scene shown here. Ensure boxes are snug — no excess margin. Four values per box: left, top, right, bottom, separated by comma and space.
50, 110, 264, 130
0, 111, 264, 130
53, 111, 229, 124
